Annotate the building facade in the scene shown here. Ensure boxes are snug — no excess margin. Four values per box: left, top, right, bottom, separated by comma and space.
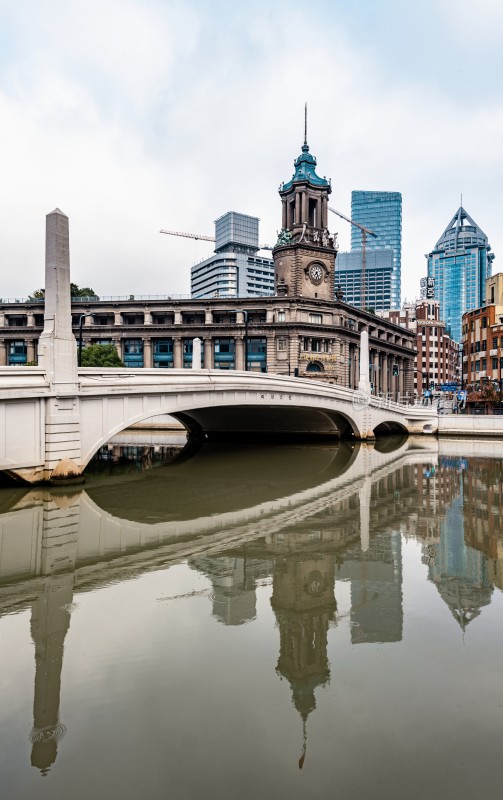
336, 190, 401, 310
462, 273, 503, 388
190, 212, 274, 299
427, 206, 495, 344
379, 300, 460, 393
0, 294, 414, 396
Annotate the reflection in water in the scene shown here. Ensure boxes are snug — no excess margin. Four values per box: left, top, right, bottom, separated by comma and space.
1, 439, 503, 785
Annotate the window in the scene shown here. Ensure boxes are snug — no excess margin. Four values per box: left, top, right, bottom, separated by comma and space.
309, 313, 322, 324
492, 357, 498, 370
482, 317, 488, 328
493, 338, 499, 349
277, 311, 285, 322
277, 338, 287, 351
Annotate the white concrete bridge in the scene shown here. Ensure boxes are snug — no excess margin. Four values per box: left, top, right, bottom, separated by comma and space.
0, 209, 437, 483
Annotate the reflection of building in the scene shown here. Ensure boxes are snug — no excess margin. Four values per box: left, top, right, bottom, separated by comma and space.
462, 457, 503, 592
337, 532, 403, 644
269, 532, 337, 768
427, 206, 494, 343
427, 494, 493, 629
190, 212, 275, 299
189, 554, 273, 626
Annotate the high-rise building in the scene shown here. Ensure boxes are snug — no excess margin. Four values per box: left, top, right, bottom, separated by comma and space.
335, 190, 402, 310
426, 206, 495, 343
334, 250, 393, 312
191, 211, 274, 299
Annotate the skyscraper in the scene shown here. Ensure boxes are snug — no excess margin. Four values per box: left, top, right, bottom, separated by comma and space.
335, 190, 402, 310
191, 212, 274, 299
426, 207, 494, 343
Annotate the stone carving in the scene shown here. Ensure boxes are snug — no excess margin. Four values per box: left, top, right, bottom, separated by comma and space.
275, 229, 293, 246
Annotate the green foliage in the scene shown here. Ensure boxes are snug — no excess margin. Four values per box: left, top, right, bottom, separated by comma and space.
70, 283, 98, 298
29, 284, 98, 300
81, 344, 123, 367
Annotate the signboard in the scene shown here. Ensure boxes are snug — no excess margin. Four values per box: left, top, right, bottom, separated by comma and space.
420, 276, 435, 299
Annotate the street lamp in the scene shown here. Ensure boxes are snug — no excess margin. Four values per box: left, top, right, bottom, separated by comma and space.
78, 313, 94, 366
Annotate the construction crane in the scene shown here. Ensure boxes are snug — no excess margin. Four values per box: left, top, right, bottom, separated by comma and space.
160, 229, 273, 250
328, 207, 377, 311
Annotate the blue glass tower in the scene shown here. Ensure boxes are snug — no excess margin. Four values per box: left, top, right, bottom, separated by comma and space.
426, 207, 494, 343
350, 191, 402, 309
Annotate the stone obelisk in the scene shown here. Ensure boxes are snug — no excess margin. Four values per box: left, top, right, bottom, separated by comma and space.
38, 210, 82, 480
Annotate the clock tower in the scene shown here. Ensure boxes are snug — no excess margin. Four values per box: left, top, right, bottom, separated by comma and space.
273, 124, 337, 300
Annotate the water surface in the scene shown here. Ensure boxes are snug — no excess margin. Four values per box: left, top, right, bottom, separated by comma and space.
1, 437, 502, 799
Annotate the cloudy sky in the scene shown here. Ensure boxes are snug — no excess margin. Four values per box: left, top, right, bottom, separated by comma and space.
1, 0, 502, 303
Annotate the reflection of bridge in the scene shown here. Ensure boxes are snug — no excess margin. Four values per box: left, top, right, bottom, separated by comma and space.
0, 437, 429, 774
0, 210, 437, 483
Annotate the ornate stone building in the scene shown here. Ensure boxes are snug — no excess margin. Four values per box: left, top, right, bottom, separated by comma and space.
0, 136, 415, 398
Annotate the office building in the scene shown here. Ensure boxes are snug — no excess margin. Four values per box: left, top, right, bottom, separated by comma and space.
334, 249, 393, 311
191, 211, 274, 299
337, 190, 401, 310
426, 206, 495, 343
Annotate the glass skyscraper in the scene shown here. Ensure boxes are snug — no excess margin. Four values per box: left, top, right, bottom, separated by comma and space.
349, 190, 402, 309
426, 207, 494, 343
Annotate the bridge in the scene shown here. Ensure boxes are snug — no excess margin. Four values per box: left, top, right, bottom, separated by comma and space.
0, 210, 437, 484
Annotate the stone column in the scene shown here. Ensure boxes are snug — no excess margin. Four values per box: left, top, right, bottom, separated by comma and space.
373, 351, 379, 393
144, 309, 152, 325
205, 309, 213, 325
143, 338, 152, 368
27, 313, 35, 327
114, 310, 122, 325
27, 339, 36, 364
235, 338, 245, 371
0, 312, 4, 327
382, 354, 388, 396
0, 341, 7, 366
204, 337, 212, 369
358, 326, 371, 394
192, 337, 202, 369
174, 310, 182, 325
173, 338, 182, 368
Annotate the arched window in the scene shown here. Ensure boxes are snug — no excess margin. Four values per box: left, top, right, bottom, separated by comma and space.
306, 361, 323, 373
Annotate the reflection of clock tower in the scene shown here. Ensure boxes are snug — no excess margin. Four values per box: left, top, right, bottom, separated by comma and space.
271, 542, 337, 767
273, 123, 336, 300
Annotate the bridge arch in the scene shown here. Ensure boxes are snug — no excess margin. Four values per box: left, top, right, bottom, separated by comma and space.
79, 395, 361, 469
373, 420, 409, 438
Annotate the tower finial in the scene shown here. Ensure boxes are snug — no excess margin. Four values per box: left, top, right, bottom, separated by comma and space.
304, 102, 307, 146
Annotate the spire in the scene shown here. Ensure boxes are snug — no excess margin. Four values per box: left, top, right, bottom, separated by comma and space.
304, 102, 307, 147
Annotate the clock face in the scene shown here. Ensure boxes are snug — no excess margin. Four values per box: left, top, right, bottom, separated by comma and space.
308, 263, 323, 285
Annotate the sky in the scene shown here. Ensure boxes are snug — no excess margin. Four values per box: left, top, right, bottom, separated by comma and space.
1, 0, 502, 303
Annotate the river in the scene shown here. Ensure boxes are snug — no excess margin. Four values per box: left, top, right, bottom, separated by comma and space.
0, 436, 502, 799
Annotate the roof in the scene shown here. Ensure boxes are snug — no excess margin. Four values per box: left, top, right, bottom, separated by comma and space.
281, 142, 331, 192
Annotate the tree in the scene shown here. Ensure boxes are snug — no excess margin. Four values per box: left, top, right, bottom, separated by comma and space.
29, 284, 98, 299
81, 344, 124, 367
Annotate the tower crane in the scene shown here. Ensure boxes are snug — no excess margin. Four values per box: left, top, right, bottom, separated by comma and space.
328, 207, 377, 311
160, 229, 273, 250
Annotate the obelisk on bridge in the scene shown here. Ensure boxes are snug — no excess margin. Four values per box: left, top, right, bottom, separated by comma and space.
37, 209, 78, 388
38, 210, 82, 479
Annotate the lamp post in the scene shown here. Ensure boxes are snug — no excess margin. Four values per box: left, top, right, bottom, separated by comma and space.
78, 314, 94, 366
